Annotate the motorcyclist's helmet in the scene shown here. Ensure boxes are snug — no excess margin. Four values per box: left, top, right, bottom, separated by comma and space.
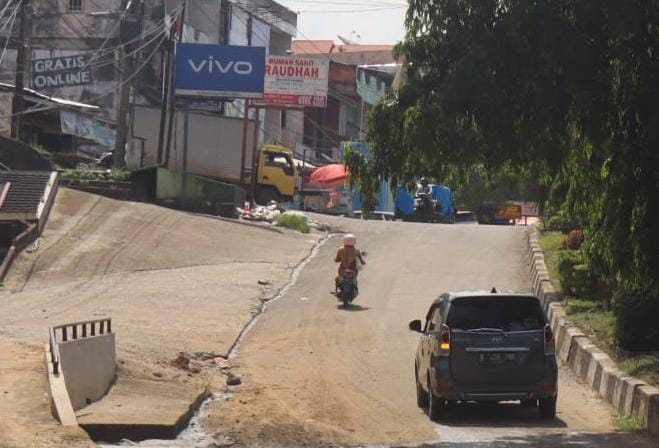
420, 178, 429, 186
343, 234, 357, 246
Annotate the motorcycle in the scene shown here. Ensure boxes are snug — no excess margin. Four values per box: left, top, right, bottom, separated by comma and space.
336, 268, 358, 308
414, 193, 439, 223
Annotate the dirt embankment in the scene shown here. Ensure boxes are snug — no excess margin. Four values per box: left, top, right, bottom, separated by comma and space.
0, 188, 323, 446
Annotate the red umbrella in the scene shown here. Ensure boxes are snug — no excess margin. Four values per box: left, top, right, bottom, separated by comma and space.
307, 164, 348, 189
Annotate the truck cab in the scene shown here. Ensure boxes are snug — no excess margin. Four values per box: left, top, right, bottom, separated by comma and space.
254, 145, 298, 205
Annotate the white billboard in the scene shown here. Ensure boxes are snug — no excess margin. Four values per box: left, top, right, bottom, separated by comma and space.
256, 56, 329, 108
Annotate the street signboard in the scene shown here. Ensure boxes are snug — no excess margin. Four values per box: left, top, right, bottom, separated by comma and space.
255, 55, 329, 107
175, 97, 224, 112
509, 201, 540, 216
32, 54, 92, 89
175, 43, 266, 99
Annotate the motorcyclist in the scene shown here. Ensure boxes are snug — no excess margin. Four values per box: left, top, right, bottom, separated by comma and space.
416, 178, 433, 197
334, 234, 365, 291
415, 178, 434, 220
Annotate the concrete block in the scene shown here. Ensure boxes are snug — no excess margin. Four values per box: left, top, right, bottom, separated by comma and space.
599, 366, 624, 404
547, 303, 566, 323
631, 385, 657, 426
553, 318, 568, 352
569, 337, 596, 381
533, 270, 550, 293
613, 376, 646, 416
528, 248, 542, 263
585, 349, 612, 392
647, 390, 659, 437
534, 260, 548, 275
559, 328, 585, 364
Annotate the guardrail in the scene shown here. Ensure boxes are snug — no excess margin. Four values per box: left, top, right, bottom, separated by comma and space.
48, 318, 112, 375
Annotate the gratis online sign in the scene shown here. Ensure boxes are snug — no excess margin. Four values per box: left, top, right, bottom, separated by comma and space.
175, 43, 266, 99
255, 56, 329, 107
32, 54, 93, 89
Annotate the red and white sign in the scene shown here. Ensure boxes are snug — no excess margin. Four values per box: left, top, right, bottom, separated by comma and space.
510, 201, 540, 216
256, 56, 329, 108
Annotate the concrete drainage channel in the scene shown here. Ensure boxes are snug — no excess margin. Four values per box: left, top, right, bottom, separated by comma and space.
95, 233, 338, 447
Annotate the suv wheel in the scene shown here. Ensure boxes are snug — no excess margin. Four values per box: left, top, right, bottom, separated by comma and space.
539, 396, 557, 419
415, 367, 428, 408
427, 375, 445, 421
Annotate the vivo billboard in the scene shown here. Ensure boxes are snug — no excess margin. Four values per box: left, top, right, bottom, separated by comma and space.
175, 43, 266, 99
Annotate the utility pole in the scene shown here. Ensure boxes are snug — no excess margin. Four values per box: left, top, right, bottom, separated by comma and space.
163, 0, 188, 169
114, 0, 143, 169
156, 38, 172, 165
11, 0, 31, 142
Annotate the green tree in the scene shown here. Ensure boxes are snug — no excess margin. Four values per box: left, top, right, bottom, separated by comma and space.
353, 0, 659, 346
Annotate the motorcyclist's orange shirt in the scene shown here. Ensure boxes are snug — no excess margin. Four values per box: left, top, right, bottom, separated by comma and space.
335, 246, 361, 271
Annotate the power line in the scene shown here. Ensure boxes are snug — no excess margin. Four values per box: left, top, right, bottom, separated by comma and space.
0, 32, 168, 121
0, 1, 22, 64
0, 4, 186, 121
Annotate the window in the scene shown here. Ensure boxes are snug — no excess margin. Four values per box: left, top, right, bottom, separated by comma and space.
426, 308, 441, 333
281, 110, 287, 130
69, 0, 83, 12
265, 153, 295, 177
446, 297, 546, 332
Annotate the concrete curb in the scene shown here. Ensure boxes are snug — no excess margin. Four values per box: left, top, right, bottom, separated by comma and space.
526, 227, 659, 437
44, 343, 77, 426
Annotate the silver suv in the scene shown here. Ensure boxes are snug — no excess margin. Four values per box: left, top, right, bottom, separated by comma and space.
409, 290, 558, 421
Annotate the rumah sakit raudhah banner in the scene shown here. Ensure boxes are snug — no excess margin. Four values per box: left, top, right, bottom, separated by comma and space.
255, 55, 329, 108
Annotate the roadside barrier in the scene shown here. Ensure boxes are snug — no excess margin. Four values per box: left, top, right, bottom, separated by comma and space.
49, 319, 112, 375
527, 228, 659, 436
46, 318, 116, 425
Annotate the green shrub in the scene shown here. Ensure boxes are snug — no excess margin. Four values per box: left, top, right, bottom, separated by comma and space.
545, 213, 572, 232
275, 214, 310, 233
60, 169, 129, 182
613, 288, 659, 351
557, 251, 596, 298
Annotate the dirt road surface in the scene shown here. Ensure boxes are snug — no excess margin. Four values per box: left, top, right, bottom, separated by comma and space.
203, 219, 655, 447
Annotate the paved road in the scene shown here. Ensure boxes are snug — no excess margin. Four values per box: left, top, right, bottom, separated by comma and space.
203, 220, 655, 447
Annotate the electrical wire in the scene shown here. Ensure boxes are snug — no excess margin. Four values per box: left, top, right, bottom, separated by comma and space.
0, 4, 186, 120
192, 1, 362, 154
0, 0, 21, 66
0, 32, 168, 120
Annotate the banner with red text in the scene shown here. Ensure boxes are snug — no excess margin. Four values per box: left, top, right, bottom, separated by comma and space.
255, 55, 329, 108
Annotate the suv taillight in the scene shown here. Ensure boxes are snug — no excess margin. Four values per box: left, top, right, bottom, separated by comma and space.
544, 324, 555, 355
439, 324, 451, 355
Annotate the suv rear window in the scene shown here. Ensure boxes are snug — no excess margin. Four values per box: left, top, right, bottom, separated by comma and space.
446, 296, 546, 332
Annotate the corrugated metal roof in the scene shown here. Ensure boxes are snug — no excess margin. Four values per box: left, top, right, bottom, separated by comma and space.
0, 171, 54, 215
0, 82, 99, 110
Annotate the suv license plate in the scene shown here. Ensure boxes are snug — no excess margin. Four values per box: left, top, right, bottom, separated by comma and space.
479, 352, 517, 365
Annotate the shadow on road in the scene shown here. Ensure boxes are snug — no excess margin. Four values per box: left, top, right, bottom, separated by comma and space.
436, 402, 566, 428
336, 304, 371, 312
405, 431, 653, 447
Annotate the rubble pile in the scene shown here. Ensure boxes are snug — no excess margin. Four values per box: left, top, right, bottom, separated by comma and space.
237, 201, 283, 222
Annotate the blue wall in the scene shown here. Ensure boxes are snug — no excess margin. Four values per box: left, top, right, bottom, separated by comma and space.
344, 142, 395, 213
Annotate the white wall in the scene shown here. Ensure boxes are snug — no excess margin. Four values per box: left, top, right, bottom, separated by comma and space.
58, 333, 116, 411
133, 105, 256, 182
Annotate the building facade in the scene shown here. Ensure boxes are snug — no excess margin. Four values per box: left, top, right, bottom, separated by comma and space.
0, 0, 297, 162
287, 40, 397, 164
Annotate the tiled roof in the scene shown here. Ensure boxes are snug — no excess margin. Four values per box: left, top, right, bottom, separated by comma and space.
0, 171, 54, 215
291, 40, 396, 65
292, 40, 335, 55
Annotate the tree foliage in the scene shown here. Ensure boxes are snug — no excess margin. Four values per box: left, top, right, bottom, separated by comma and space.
360, 0, 659, 299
